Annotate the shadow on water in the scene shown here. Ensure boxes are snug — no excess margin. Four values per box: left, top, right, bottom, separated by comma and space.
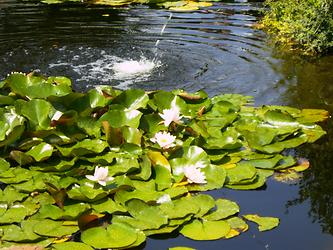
1, 1, 333, 249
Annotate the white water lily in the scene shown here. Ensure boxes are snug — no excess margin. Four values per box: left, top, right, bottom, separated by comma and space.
159, 100, 182, 127
150, 131, 176, 149
156, 194, 172, 204
86, 166, 114, 186
183, 165, 207, 184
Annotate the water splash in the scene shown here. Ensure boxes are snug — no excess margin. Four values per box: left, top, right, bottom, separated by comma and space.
48, 14, 174, 89
154, 13, 173, 49
112, 57, 158, 80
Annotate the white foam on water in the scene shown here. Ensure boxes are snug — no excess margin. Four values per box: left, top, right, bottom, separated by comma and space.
49, 48, 160, 89
112, 58, 157, 79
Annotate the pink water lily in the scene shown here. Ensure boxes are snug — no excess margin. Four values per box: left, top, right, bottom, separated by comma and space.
86, 166, 114, 186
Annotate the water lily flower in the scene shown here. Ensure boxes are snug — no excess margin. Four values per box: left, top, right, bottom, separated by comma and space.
150, 131, 176, 149
159, 100, 182, 127
183, 165, 207, 184
86, 166, 114, 186
156, 194, 172, 204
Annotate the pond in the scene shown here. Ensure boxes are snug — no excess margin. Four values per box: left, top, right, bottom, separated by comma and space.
1, 0, 333, 249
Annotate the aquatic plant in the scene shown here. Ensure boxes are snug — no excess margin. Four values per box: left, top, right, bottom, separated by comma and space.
33, 0, 214, 11
261, 0, 333, 55
0, 72, 328, 249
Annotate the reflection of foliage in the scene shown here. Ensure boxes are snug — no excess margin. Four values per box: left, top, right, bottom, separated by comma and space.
262, 0, 333, 54
0, 72, 327, 249
287, 122, 333, 234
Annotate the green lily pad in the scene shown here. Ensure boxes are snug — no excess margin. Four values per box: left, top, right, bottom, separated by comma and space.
154, 164, 172, 190
67, 181, 108, 202
91, 198, 126, 214
180, 219, 231, 240
5, 73, 72, 99
126, 199, 168, 229
243, 214, 279, 231
204, 198, 239, 221
0, 199, 39, 224
52, 242, 93, 250
81, 222, 139, 249
0, 167, 32, 184
0, 157, 10, 171
0, 106, 25, 142
99, 107, 142, 128
225, 216, 249, 238
16, 99, 53, 131
225, 162, 257, 185
112, 89, 149, 110
56, 139, 109, 157
1, 219, 43, 242
26, 142, 54, 162
159, 195, 200, 219
33, 219, 79, 237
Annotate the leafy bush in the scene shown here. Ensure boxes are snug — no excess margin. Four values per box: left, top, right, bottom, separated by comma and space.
261, 0, 333, 54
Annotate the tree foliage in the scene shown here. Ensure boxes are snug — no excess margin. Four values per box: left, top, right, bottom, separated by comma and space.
262, 0, 333, 55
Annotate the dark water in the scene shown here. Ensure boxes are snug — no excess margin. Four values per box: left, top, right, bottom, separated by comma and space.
1, 1, 333, 249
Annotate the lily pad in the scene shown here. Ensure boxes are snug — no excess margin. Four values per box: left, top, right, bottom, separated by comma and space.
204, 198, 239, 221
180, 219, 231, 240
51, 242, 93, 250
243, 214, 279, 231
81, 222, 139, 249
33, 219, 79, 237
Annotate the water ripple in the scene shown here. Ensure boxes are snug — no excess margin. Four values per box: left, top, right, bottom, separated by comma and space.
0, 0, 282, 104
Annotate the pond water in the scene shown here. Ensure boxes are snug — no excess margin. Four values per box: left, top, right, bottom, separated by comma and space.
1, 1, 333, 249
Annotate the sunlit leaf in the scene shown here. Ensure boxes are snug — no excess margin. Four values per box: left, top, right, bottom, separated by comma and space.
112, 89, 149, 110
225, 162, 257, 185
147, 151, 171, 171
159, 196, 200, 219
243, 214, 279, 231
1, 219, 43, 242
56, 139, 108, 157
126, 199, 168, 229
297, 109, 329, 123
16, 99, 53, 131
0, 157, 10, 172
225, 216, 248, 238
204, 198, 239, 221
51, 242, 93, 250
26, 142, 54, 162
180, 219, 230, 240
5, 73, 72, 99
33, 219, 79, 237
81, 222, 139, 249
154, 164, 172, 190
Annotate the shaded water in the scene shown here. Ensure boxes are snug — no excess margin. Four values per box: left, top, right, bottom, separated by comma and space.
1, 1, 333, 249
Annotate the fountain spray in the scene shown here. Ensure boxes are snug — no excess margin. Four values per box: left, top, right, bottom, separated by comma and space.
154, 13, 173, 50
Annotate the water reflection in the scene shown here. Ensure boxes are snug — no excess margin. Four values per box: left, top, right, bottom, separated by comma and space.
276, 52, 333, 235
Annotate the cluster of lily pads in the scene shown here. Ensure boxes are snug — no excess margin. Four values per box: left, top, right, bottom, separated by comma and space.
36, 0, 214, 12
0, 72, 328, 249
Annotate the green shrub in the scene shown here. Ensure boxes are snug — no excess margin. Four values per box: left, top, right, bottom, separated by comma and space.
262, 0, 333, 55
